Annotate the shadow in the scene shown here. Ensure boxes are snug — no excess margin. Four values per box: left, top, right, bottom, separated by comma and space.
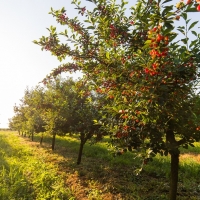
17, 132, 200, 200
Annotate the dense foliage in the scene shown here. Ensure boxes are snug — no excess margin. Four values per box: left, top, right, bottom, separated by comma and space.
9, 77, 103, 163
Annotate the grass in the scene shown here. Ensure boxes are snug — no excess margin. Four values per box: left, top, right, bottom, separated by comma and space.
0, 131, 74, 200
0, 131, 200, 200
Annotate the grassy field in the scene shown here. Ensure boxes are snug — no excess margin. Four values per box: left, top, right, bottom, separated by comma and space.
0, 131, 200, 200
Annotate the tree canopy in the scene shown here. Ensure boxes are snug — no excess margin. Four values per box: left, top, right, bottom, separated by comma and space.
32, 0, 200, 199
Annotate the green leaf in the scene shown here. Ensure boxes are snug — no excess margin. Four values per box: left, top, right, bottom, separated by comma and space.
191, 31, 197, 37
188, 21, 199, 31
169, 33, 178, 41
164, 22, 174, 30
162, 0, 172, 4
177, 28, 185, 35
189, 40, 198, 49
186, 7, 198, 12
33, 40, 38, 44
87, 26, 95, 29
162, 6, 173, 17
186, 19, 191, 24
181, 13, 187, 21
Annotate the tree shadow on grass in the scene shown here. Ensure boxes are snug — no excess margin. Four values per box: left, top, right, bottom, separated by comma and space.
144, 152, 200, 200
19, 133, 200, 200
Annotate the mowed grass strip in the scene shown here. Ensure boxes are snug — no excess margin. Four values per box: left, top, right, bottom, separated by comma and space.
1, 131, 200, 200
0, 131, 74, 200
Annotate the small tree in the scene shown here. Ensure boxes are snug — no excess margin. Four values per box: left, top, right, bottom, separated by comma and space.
40, 77, 70, 150
66, 80, 103, 164
44, 77, 103, 164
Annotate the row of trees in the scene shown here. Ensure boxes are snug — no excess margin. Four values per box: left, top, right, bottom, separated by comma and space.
10, 0, 200, 199
9, 77, 106, 164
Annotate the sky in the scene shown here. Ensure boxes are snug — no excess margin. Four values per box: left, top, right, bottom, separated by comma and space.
0, 0, 83, 128
0, 0, 199, 128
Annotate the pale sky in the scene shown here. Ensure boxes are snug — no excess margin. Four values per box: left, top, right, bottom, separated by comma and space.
0, 0, 83, 128
0, 0, 199, 128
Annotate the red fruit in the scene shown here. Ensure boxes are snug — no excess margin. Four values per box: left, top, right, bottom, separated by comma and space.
187, 0, 192, 4
164, 36, 169, 41
152, 27, 157, 32
156, 34, 163, 42
197, 5, 200, 11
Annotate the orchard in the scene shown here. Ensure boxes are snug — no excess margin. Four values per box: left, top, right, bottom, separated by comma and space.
33, 0, 200, 199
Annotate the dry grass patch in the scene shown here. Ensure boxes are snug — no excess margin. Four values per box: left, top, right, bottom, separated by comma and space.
180, 153, 200, 163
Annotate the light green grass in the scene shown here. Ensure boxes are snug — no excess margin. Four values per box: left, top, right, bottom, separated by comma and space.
0, 131, 74, 200
4, 131, 200, 200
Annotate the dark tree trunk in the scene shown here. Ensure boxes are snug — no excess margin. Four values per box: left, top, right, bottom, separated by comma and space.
166, 123, 179, 200
21, 132, 23, 136
77, 141, 84, 165
169, 151, 179, 200
52, 133, 56, 151
18, 130, 20, 135
40, 134, 43, 145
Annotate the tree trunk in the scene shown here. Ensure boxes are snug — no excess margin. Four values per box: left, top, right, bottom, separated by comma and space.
166, 122, 179, 200
77, 141, 85, 165
40, 134, 43, 145
52, 133, 56, 151
169, 151, 179, 200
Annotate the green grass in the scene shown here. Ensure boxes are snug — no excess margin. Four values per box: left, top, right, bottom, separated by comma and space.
1, 131, 200, 200
0, 131, 74, 200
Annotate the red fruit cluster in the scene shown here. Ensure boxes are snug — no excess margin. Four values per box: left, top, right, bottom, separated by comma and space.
79, 7, 86, 16
97, 5, 107, 15
178, 0, 200, 11
44, 37, 55, 51
109, 24, 128, 43
148, 31, 169, 59
142, 26, 170, 77
58, 13, 68, 23
109, 24, 118, 39
144, 67, 158, 76
115, 131, 128, 138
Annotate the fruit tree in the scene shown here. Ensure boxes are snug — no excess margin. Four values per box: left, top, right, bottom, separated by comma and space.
34, 0, 200, 199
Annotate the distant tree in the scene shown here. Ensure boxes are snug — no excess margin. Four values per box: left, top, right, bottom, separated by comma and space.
66, 80, 103, 164
39, 77, 75, 150
9, 86, 46, 139
41, 77, 103, 164
23, 87, 46, 140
